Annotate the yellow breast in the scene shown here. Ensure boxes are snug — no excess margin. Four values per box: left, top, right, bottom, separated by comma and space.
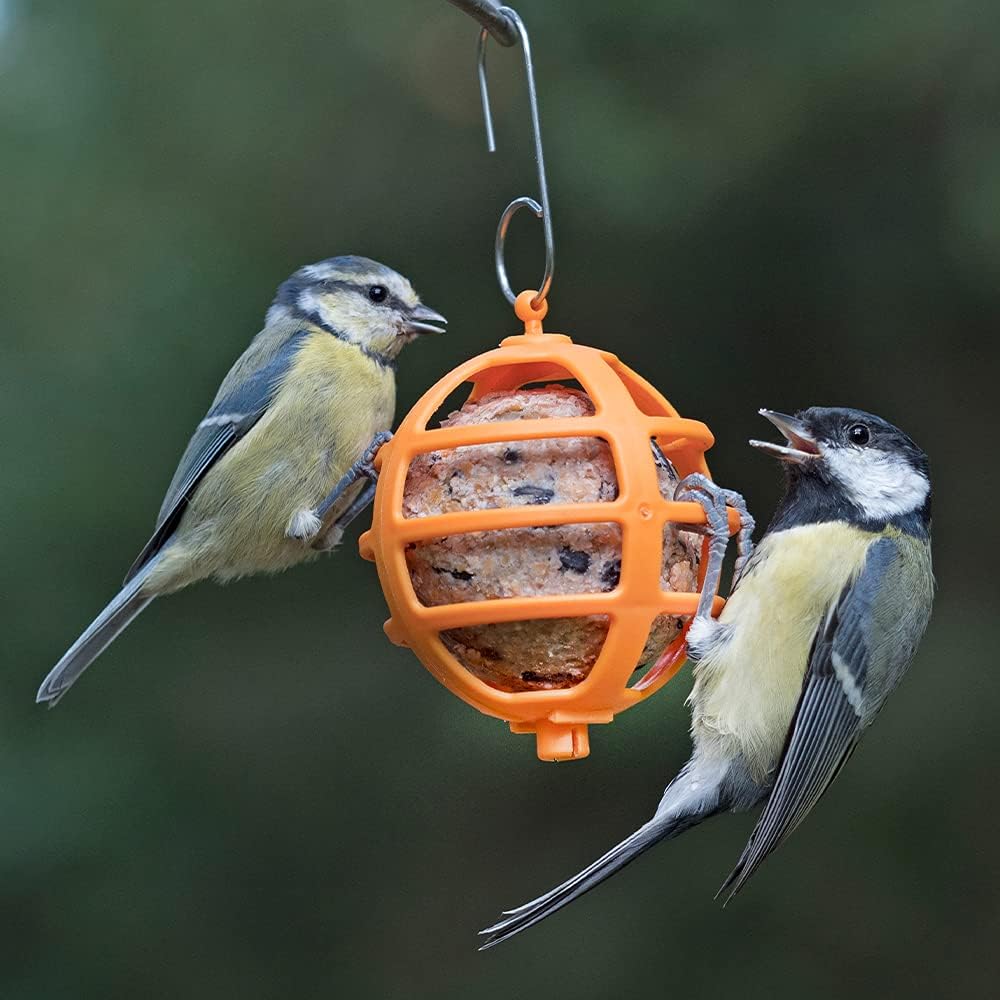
273, 332, 397, 469
690, 521, 874, 778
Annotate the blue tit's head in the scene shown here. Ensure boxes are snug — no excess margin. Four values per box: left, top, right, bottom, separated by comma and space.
751, 406, 931, 529
268, 256, 446, 363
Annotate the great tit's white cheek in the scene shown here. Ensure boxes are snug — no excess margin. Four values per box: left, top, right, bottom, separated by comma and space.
824, 447, 930, 519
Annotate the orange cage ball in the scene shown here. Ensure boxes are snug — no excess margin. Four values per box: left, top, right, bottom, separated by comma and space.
402, 386, 701, 692
359, 291, 728, 761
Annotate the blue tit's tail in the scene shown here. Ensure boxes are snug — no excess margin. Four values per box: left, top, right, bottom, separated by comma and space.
37, 559, 158, 707
477, 755, 745, 950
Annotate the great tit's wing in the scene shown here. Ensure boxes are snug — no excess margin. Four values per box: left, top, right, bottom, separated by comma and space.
717, 536, 904, 902
124, 329, 309, 582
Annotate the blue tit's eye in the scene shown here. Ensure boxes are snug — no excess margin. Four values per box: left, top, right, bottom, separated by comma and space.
368, 285, 388, 304
848, 423, 870, 446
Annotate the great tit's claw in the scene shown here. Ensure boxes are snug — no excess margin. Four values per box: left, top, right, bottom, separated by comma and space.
673, 474, 754, 621
719, 489, 755, 584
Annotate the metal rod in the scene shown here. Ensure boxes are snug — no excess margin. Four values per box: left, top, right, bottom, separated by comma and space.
447, 0, 518, 46
477, 28, 496, 152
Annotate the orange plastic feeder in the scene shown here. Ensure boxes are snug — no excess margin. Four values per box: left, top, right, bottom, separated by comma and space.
359, 291, 738, 761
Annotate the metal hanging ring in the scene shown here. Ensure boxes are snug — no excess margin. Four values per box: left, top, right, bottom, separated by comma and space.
494, 196, 544, 305
477, 8, 554, 308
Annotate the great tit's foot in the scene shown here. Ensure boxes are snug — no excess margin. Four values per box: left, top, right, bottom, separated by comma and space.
315, 431, 392, 523
721, 490, 755, 584
287, 508, 322, 541
674, 474, 756, 643
674, 475, 755, 582
674, 474, 733, 624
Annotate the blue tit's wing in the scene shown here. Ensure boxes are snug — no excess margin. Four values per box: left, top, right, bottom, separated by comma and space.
123, 329, 309, 582
717, 536, 905, 903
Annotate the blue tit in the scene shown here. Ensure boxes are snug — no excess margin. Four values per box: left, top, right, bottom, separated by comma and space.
480, 406, 934, 948
38, 255, 446, 706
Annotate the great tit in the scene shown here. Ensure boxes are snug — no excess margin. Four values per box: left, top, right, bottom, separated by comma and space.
38, 256, 446, 706
481, 406, 934, 947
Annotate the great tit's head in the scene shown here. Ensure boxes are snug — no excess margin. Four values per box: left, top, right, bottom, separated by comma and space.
269, 255, 446, 363
751, 406, 930, 523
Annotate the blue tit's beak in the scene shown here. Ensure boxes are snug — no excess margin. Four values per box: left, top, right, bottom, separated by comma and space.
406, 304, 448, 335
750, 409, 820, 463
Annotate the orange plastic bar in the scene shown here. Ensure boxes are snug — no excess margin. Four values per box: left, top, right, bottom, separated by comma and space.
408, 415, 713, 453
415, 590, 716, 632
393, 500, 725, 546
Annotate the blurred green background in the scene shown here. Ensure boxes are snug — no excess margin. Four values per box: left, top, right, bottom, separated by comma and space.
2, 1, 998, 997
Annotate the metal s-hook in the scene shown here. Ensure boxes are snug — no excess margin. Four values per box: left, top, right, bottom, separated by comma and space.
449, 0, 518, 47
477, 7, 554, 309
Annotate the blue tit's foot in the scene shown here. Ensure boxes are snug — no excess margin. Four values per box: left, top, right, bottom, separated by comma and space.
315, 431, 392, 523
357, 431, 392, 478
311, 480, 378, 552
286, 508, 323, 542
312, 523, 346, 552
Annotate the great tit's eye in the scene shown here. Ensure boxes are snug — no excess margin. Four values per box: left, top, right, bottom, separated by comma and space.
848, 423, 870, 446
368, 285, 388, 304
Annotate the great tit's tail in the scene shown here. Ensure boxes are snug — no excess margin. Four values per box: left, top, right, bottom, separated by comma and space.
36, 559, 158, 707
478, 755, 736, 949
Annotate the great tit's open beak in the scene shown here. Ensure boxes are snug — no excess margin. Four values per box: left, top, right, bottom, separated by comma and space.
750, 409, 821, 463
406, 304, 448, 335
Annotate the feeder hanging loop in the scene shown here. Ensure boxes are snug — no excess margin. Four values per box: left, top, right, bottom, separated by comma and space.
475, 7, 554, 310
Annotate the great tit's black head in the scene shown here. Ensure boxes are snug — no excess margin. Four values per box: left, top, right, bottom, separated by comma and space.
751, 406, 931, 528
268, 255, 446, 363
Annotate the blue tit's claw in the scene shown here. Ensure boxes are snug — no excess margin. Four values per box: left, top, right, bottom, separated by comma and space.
357, 430, 393, 480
